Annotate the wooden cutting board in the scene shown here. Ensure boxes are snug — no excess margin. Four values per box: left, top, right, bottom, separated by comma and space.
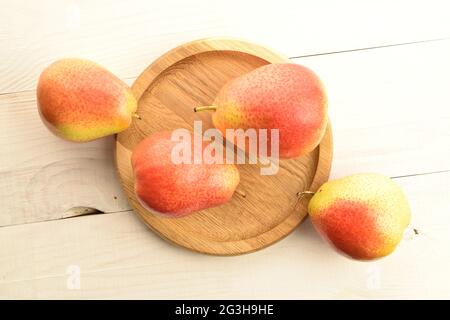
116, 38, 333, 255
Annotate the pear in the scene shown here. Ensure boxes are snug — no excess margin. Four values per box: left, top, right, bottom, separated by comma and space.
37, 58, 137, 142
131, 131, 240, 217
308, 173, 411, 260
195, 63, 328, 158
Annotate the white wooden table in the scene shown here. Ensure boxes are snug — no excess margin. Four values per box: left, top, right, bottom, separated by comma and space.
1, 0, 450, 299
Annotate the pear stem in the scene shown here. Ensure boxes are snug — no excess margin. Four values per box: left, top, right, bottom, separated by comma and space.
235, 189, 246, 198
296, 190, 315, 199
194, 105, 217, 113
132, 113, 141, 120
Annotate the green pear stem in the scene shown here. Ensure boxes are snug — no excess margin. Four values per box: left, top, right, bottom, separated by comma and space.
133, 113, 141, 120
194, 106, 217, 113
297, 190, 315, 199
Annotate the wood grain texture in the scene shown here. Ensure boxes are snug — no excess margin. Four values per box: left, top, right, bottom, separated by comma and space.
0, 0, 449, 297
0, 91, 132, 226
116, 39, 333, 255
1, 171, 449, 299
1, 0, 450, 93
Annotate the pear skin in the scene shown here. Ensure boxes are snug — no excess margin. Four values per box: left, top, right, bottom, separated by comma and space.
200, 63, 328, 159
308, 173, 411, 260
37, 58, 137, 142
131, 131, 240, 217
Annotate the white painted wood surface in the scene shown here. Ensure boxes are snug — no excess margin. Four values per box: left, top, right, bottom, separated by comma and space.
1, 172, 449, 299
1, 0, 450, 299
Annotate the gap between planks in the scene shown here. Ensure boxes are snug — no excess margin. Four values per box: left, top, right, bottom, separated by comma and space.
290, 37, 450, 59
0, 37, 449, 96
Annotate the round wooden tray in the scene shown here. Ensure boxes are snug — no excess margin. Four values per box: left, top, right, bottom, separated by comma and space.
116, 38, 333, 255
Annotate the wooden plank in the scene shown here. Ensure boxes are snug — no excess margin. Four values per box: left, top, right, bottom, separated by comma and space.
294, 39, 450, 179
1, 0, 450, 93
0, 90, 132, 226
2, 40, 450, 226
0, 171, 449, 299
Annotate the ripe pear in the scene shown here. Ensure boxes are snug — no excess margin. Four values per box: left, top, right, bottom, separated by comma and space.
37, 58, 137, 142
131, 131, 240, 217
308, 173, 411, 260
195, 63, 328, 158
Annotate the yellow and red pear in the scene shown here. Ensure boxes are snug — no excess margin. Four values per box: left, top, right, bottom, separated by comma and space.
308, 173, 411, 260
37, 58, 137, 142
131, 131, 240, 217
196, 63, 328, 158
